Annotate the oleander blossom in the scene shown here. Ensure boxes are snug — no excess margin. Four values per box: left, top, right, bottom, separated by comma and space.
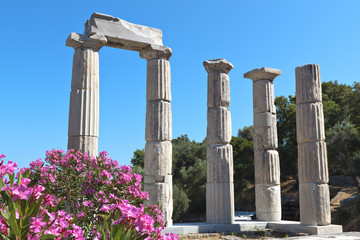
26, 149, 177, 239
0, 156, 85, 239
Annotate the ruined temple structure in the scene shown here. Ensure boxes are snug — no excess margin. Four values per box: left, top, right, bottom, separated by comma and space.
66, 13, 173, 226
66, 13, 342, 234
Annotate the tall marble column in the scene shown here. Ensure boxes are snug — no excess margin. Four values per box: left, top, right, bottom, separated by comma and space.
204, 59, 234, 224
140, 44, 173, 226
296, 64, 330, 226
244, 67, 282, 221
66, 33, 107, 157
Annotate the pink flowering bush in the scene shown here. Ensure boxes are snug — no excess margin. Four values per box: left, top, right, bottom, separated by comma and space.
0, 154, 84, 239
28, 149, 177, 240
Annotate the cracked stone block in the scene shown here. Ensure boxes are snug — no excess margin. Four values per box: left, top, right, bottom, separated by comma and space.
207, 107, 232, 145
145, 101, 172, 141
255, 184, 281, 221
146, 59, 171, 102
207, 144, 233, 183
298, 141, 329, 184
207, 72, 230, 108
296, 102, 325, 143
254, 150, 280, 185
296, 64, 322, 104
144, 141, 172, 178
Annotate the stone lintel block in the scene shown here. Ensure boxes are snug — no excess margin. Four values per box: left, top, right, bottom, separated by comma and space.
203, 59, 233, 74
145, 101, 172, 141
144, 182, 173, 224
85, 13, 164, 51
296, 102, 325, 143
296, 64, 322, 104
144, 141, 172, 177
207, 144, 233, 183
244, 67, 281, 82
207, 72, 230, 108
252, 80, 276, 114
71, 49, 99, 91
254, 150, 280, 185
68, 90, 99, 136
68, 135, 98, 157
146, 59, 171, 102
140, 44, 172, 60
255, 184, 281, 221
207, 107, 232, 145
299, 183, 331, 226
66, 32, 107, 51
254, 123, 278, 150
206, 182, 234, 224
298, 141, 329, 184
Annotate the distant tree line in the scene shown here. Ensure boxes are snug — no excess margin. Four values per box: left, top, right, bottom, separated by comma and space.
131, 80, 360, 221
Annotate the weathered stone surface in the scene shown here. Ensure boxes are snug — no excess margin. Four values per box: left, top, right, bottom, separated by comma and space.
68, 90, 99, 136
146, 59, 171, 101
207, 72, 230, 108
207, 144, 233, 183
296, 102, 325, 143
255, 184, 282, 221
252, 80, 276, 114
207, 107, 232, 145
145, 101, 172, 141
140, 44, 172, 60
85, 13, 163, 51
68, 136, 98, 157
203, 59, 233, 74
254, 150, 280, 185
71, 48, 100, 91
66, 33, 107, 51
299, 183, 331, 226
244, 67, 281, 82
254, 112, 276, 128
254, 123, 278, 150
68, 42, 100, 156
296, 64, 322, 104
144, 141, 172, 178
298, 141, 329, 184
206, 182, 234, 224
144, 182, 173, 226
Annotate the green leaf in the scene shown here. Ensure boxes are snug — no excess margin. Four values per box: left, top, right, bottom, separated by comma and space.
0, 232, 10, 240
39, 234, 58, 239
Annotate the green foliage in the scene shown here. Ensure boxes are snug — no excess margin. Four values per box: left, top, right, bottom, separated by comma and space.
172, 185, 189, 221
131, 149, 144, 168
275, 95, 297, 177
231, 135, 254, 206
327, 120, 360, 175
237, 126, 254, 141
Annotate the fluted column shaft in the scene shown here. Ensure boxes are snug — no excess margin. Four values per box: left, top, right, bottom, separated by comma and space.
204, 59, 234, 224
140, 45, 173, 227
244, 67, 282, 221
296, 64, 330, 226
66, 33, 107, 157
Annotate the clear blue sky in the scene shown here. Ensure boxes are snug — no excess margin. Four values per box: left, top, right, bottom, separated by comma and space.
1, 0, 360, 169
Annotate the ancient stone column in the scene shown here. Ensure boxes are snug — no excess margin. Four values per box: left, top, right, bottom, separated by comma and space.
244, 67, 282, 221
66, 33, 107, 157
204, 59, 234, 224
140, 44, 173, 226
296, 64, 330, 226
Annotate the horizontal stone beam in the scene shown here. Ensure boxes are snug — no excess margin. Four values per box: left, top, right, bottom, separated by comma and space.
84, 12, 163, 51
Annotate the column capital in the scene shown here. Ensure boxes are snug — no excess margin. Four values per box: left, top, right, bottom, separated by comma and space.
66, 32, 107, 51
203, 59, 233, 74
244, 67, 281, 82
140, 44, 172, 60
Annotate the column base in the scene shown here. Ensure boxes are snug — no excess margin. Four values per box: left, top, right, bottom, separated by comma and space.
206, 182, 234, 224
